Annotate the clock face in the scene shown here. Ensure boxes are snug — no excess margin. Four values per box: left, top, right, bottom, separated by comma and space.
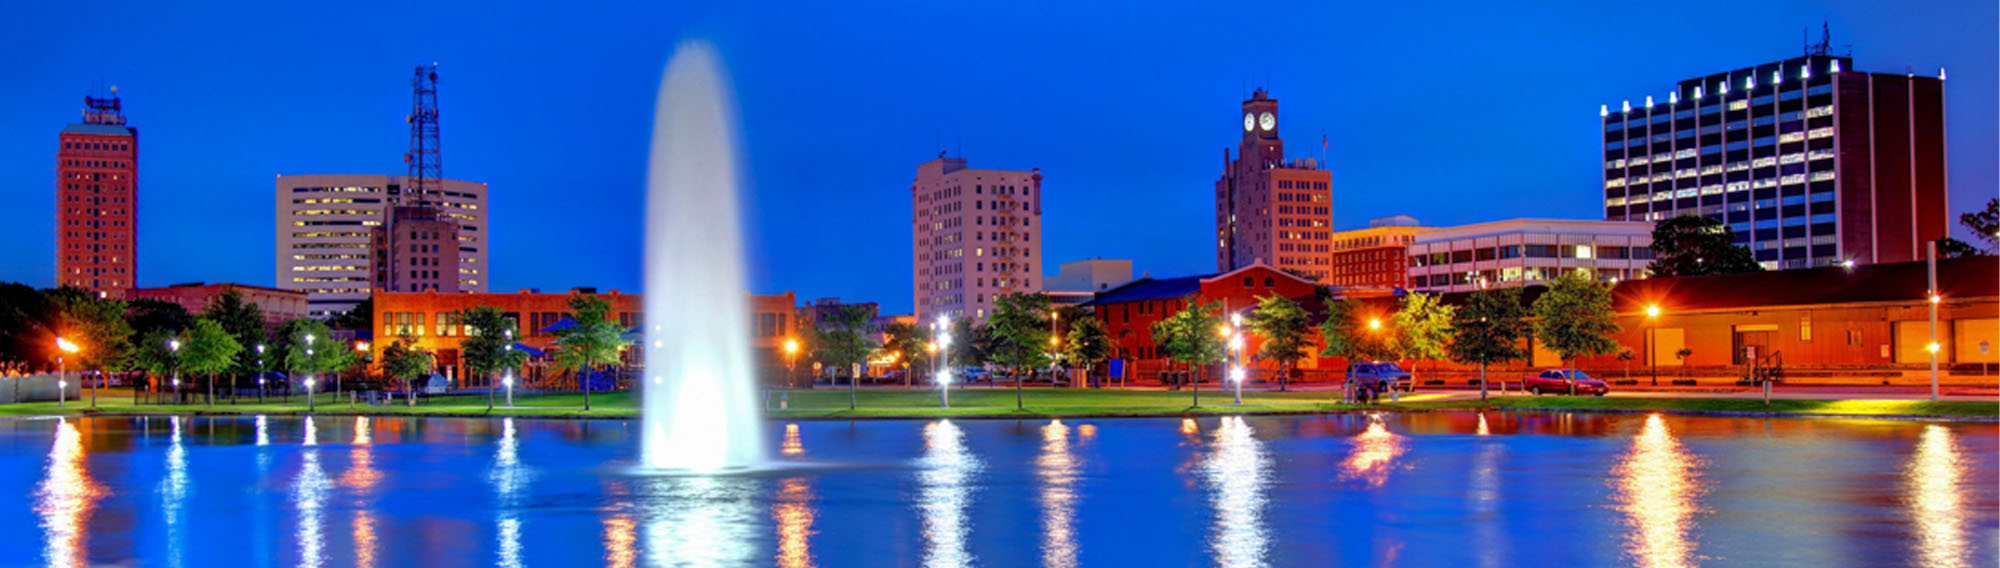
1243, 113, 1254, 132
1258, 112, 1276, 131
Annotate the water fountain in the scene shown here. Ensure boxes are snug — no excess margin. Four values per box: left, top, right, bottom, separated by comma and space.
639, 41, 766, 472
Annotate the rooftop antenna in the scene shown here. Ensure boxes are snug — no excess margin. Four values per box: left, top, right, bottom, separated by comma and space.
405, 63, 441, 205
1805, 21, 1832, 56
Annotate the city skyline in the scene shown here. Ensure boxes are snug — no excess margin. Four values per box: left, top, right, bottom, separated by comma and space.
1, 1, 1993, 314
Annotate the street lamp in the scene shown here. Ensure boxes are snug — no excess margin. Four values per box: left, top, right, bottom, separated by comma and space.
503, 372, 515, 408
937, 315, 953, 409
170, 339, 182, 405
305, 333, 316, 408
783, 337, 800, 388
1645, 304, 1661, 387
255, 344, 266, 402
56, 337, 78, 408
1367, 318, 1382, 331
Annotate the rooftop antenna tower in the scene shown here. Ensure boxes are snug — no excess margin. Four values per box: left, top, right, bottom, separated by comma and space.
1805, 21, 1834, 57
406, 63, 441, 204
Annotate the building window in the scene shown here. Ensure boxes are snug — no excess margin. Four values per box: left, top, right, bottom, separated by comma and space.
1800, 312, 1812, 342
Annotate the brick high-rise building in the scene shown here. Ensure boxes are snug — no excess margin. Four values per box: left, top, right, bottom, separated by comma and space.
55, 91, 139, 296
1326, 215, 1429, 289
912, 156, 1043, 324
1216, 88, 1333, 280
1602, 51, 1948, 269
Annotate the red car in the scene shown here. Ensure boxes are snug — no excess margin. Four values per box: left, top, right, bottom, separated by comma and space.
1524, 369, 1609, 396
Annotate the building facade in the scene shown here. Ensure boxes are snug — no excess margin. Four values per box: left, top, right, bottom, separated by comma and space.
1084, 263, 1324, 383
56, 93, 139, 296
1216, 89, 1333, 280
370, 204, 460, 293
1602, 53, 1948, 269
1408, 219, 1654, 294
127, 282, 309, 330
1327, 216, 1429, 289
274, 174, 489, 317
912, 156, 1043, 324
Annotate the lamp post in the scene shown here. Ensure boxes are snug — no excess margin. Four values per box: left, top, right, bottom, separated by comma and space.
56, 337, 77, 408
255, 344, 266, 402
1645, 304, 1661, 386
170, 339, 182, 405
504, 372, 514, 408
937, 315, 952, 409
495, 331, 511, 412
783, 337, 800, 389
1927, 241, 1939, 401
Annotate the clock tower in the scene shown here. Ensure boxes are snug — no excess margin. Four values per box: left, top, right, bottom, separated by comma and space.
1215, 88, 1333, 277
1239, 88, 1283, 172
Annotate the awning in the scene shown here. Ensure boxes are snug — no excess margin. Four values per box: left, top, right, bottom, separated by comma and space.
539, 316, 579, 334
509, 342, 546, 357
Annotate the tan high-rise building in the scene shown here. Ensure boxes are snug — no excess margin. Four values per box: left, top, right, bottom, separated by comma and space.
56, 92, 139, 296
274, 174, 488, 318
912, 156, 1042, 324
1216, 88, 1334, 280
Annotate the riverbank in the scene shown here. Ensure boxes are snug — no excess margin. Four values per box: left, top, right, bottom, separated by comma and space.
2, 388, 1994, 421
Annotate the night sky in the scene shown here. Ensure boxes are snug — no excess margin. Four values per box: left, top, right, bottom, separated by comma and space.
0, 0, 1992, 314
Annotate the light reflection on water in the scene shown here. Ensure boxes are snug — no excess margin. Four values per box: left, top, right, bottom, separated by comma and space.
1203, 416, 1269, 568
1614, 414, 1703, 568
1908, 424, 1967, 568
5, 413, 1996, 567
919, 419, 979, 568
35, 418, 100, 568
781, 423, 804, 456
295, 417, 329, 568
493, 418, 525, 568
163, 416, 188, 568
1342, 416, 1404, 487
1037, 420, 1081, 568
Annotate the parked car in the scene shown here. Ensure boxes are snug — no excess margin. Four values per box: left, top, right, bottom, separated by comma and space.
1348, 361, 1414, 394
953, 367, 991, 383
1524, 369, 1610, 396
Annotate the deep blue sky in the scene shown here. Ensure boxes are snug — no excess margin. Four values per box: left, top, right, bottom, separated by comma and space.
1, 1, 1992, 314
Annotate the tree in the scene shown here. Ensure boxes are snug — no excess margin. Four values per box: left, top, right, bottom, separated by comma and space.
329, 297, 373, 331
459, 306, 528, 411
283, 319, 356, 402
943, 316, 991, 371
1532, 270, 1623, 375
988, 292, 1053, 409
1393, 292, 1456, 386
1247, 295, 1311, 391
1937, 197, 1999, 257
1449, 287, 1530, 400
52, 291, 132, 407
1319, 298, 1397, 363
179, 317, 242, 407
0, 283, 56, 376
125, 298, 192, 341
807, 305, 877, 409
203, 290, 266, 403
551, 294, 629, 411
1151, 296, 1224, 407
1647, 214, 1762, 276
879, 321, 929, 387
1062, 314, 1111, 388
378, 333, 434, 405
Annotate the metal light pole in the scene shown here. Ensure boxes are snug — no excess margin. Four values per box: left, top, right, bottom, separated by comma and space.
937, 315, 953, 409
57, 337, 77, 408
255, 344, 266, 402
1927, 241, 1940, 401
784, 337, 800, 389
170, 339, 182, 405
504, 372, 515, 408
304, 333, 316, 410
1646, 304, 1661, 386
1229, 319, 1245, 405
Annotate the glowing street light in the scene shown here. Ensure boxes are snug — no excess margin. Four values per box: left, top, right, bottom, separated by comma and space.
56, 337, 78, 408
503, 372, 515, 408
1367, 318, 1382, 331
169, 339, 182, 404
784, 337, 801, 388
1645, 304, 1662, 386
937, 321, 954, 409
255, 343, 266, 402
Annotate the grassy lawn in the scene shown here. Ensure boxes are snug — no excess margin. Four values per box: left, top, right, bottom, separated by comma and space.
1495, 396, 2000, 418
0, 387, 1991, 420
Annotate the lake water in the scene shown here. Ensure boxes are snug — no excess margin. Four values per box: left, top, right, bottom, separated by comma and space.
2, 412, 1994, 567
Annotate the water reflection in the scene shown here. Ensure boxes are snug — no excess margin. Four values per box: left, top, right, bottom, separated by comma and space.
1038, 420, 1081, 568
603, 512, 637, 568
1203, 416, 1269, 568
492, 418, 526, 568
1341, 416, 1404, 487
1476, 412, 1490, 436
1614, 414, 1702, 568
36, 419, 101, 568
919, 420, 980, 567
1907, 424, 1967, 568
782, 423, 804, 456
1470, 414, 1506, 568
256, 414, 270, 446
773, 477, 816, 568
639, 475, 759, 566
163, 416, 189, 568
295, 417, 330, 568
345, 417, 381, 568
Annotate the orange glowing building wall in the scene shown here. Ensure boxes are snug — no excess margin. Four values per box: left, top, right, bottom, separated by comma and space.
56, 93, 139, 296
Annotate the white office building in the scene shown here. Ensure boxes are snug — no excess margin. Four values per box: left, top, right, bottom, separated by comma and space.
274, 174, 489, 317
1407, 218, 1654, 294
